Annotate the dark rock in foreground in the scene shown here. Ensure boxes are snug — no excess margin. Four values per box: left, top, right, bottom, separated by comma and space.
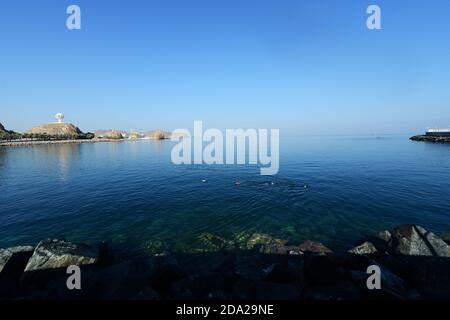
0, 246, 34, 274
389, 225, 450, 257
410, 135, 450, 143
1, 224, 450, 300
24, 239, 98, 272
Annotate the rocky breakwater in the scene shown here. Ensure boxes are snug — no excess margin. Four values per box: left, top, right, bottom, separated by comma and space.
1, 225, 450, 300
410, 135, 450, 143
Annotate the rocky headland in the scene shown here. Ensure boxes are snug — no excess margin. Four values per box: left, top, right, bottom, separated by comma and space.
410, 135, 450, 143
94, 130, 125, 139
1, 224, 450, 300
28, 123, 83, 136
143, 129, 171, 140
0, 123, 20, 140
0, 122, 177, 147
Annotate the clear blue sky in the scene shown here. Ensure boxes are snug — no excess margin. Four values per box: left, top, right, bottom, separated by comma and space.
1, 0, 449, 135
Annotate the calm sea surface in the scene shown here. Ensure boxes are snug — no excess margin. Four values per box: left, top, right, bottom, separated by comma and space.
1, 135, 450, 254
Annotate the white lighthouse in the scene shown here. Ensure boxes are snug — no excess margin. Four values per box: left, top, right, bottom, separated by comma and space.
55, 113, 64, 124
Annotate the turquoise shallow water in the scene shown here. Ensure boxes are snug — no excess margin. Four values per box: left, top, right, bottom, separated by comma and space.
1, 135, 450, 253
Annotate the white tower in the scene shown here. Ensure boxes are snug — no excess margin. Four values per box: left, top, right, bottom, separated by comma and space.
55, 113, 64, 123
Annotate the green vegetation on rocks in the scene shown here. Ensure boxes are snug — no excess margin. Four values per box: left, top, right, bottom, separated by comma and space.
0, 123, 21, 141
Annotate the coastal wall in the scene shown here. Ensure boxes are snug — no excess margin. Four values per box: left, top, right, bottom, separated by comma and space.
410, 135, 450, 143
426, 132, 450, 137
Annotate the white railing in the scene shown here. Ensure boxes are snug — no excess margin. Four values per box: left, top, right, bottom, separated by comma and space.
427, 128, 450, 133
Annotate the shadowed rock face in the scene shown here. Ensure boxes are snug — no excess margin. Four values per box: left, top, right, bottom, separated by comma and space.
0, 246, 34, 273
0, 123, 5, 132
24, 239, 98, 272
389, 225, 450, 257
28, 123, 83, 136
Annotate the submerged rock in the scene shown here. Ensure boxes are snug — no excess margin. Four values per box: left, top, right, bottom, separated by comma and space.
389, 225, 450, 257
245, 233, 287, 250
24, 239, 98, 272
193, 233, 234, 252
299, 240, 332, 255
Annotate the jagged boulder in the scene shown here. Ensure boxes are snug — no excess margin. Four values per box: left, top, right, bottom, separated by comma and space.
348, 242, 378, 255
389, 225, 450, 257
24, 239, 98, 272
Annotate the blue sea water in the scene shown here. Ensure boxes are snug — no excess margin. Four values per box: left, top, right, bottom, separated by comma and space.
1, 135, 450, 254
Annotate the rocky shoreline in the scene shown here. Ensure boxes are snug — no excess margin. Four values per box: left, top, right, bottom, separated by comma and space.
1, 224, 450, 300
410, 135, 450, 143
0, 138, 128, 147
